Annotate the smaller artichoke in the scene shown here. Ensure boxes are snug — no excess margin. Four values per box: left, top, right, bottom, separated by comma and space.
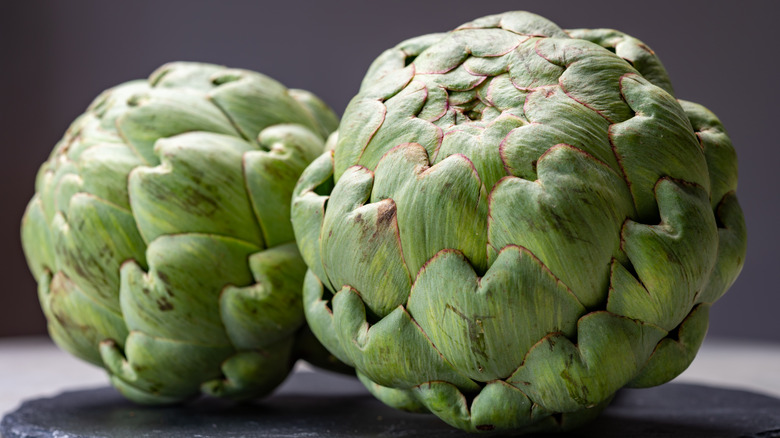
292, 11, 746, 434
21, 62, 341, 404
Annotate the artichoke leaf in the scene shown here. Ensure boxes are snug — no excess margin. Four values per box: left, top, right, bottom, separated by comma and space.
100, 331, 233, 404
128, 132, 263, 246
468, 380, 539, 432
302, 269, 353, 367
290, 151, 335, 292
628, 303, 710, 388
415, 82, 448, 123
413, 33, 471, 75
372, 143, 489, 277
119, 233, 258, 346
680, 99, 739, 209
463, 50, 517, 77
457, 28, 527, 58
413, 381, 473, 431
484, 74, 529, 121
202, 339, 295, 401
427, 63, 487, 92
40, 271, 128, 367
148, 62, 226, 92
87, 81, 151, 140
245, 124, 325, 248
116, 87, 240, 165
357, 371, 427, 413
506, 38, 565, 91
407, 246, 584, 381
354, 81, 443, 174
489, 144, 634, 308
220, 242, 307, 351
336, 61, 421, 180
360, 33, 445, 92
611, 178, 718, 331
208, 69, 323, 143
611, 74, 709, 222
107, 376, 185, 406
567, 28, 675, 96
508, 311, 666, 412
77, 143, 145, 211
53, 173, 83, 221
500, 85, 614, 181
333, 98, 387, 180
37, 158, 78, 224
463, 11, 569, 39
21, 197, 56, 279
435, 113, 524, 192
408, 377, 596, 433
52, 193, 147, 312
535, 37, 636, 123
320, 165, 411, 317
332, 286, 479, 391
696, 193, 747, 304
413, 378, 585, 433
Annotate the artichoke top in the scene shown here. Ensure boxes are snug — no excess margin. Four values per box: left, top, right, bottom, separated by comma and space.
22, 62, 340, 404
292, 11, 746, 433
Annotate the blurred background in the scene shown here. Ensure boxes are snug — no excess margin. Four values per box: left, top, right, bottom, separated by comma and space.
1, 0, 777, 342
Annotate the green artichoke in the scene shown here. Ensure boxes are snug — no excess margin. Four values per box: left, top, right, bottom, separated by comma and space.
21, 61, 341, 404
292, 11, 746, 433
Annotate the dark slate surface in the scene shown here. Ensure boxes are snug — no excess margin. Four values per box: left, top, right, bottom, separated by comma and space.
2, 369, 780, 438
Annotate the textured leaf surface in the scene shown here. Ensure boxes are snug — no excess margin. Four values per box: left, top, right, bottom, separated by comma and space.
408, 247, 584, 381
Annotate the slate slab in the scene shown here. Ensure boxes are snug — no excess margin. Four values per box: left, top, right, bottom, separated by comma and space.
2, 369, 779, 437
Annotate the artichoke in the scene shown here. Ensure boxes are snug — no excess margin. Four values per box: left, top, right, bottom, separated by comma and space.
21, 62, 341, 404
292, 11, 746, 433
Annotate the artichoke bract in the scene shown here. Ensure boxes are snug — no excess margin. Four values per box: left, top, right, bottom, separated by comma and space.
21, 62, 340, 404
292, 12, 746, 433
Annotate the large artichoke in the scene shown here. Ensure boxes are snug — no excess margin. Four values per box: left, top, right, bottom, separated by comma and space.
21, 62, 340, 404
292, 11, 746, 433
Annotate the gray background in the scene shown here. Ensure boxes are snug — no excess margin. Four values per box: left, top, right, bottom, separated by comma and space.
1, 1, 777, 341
